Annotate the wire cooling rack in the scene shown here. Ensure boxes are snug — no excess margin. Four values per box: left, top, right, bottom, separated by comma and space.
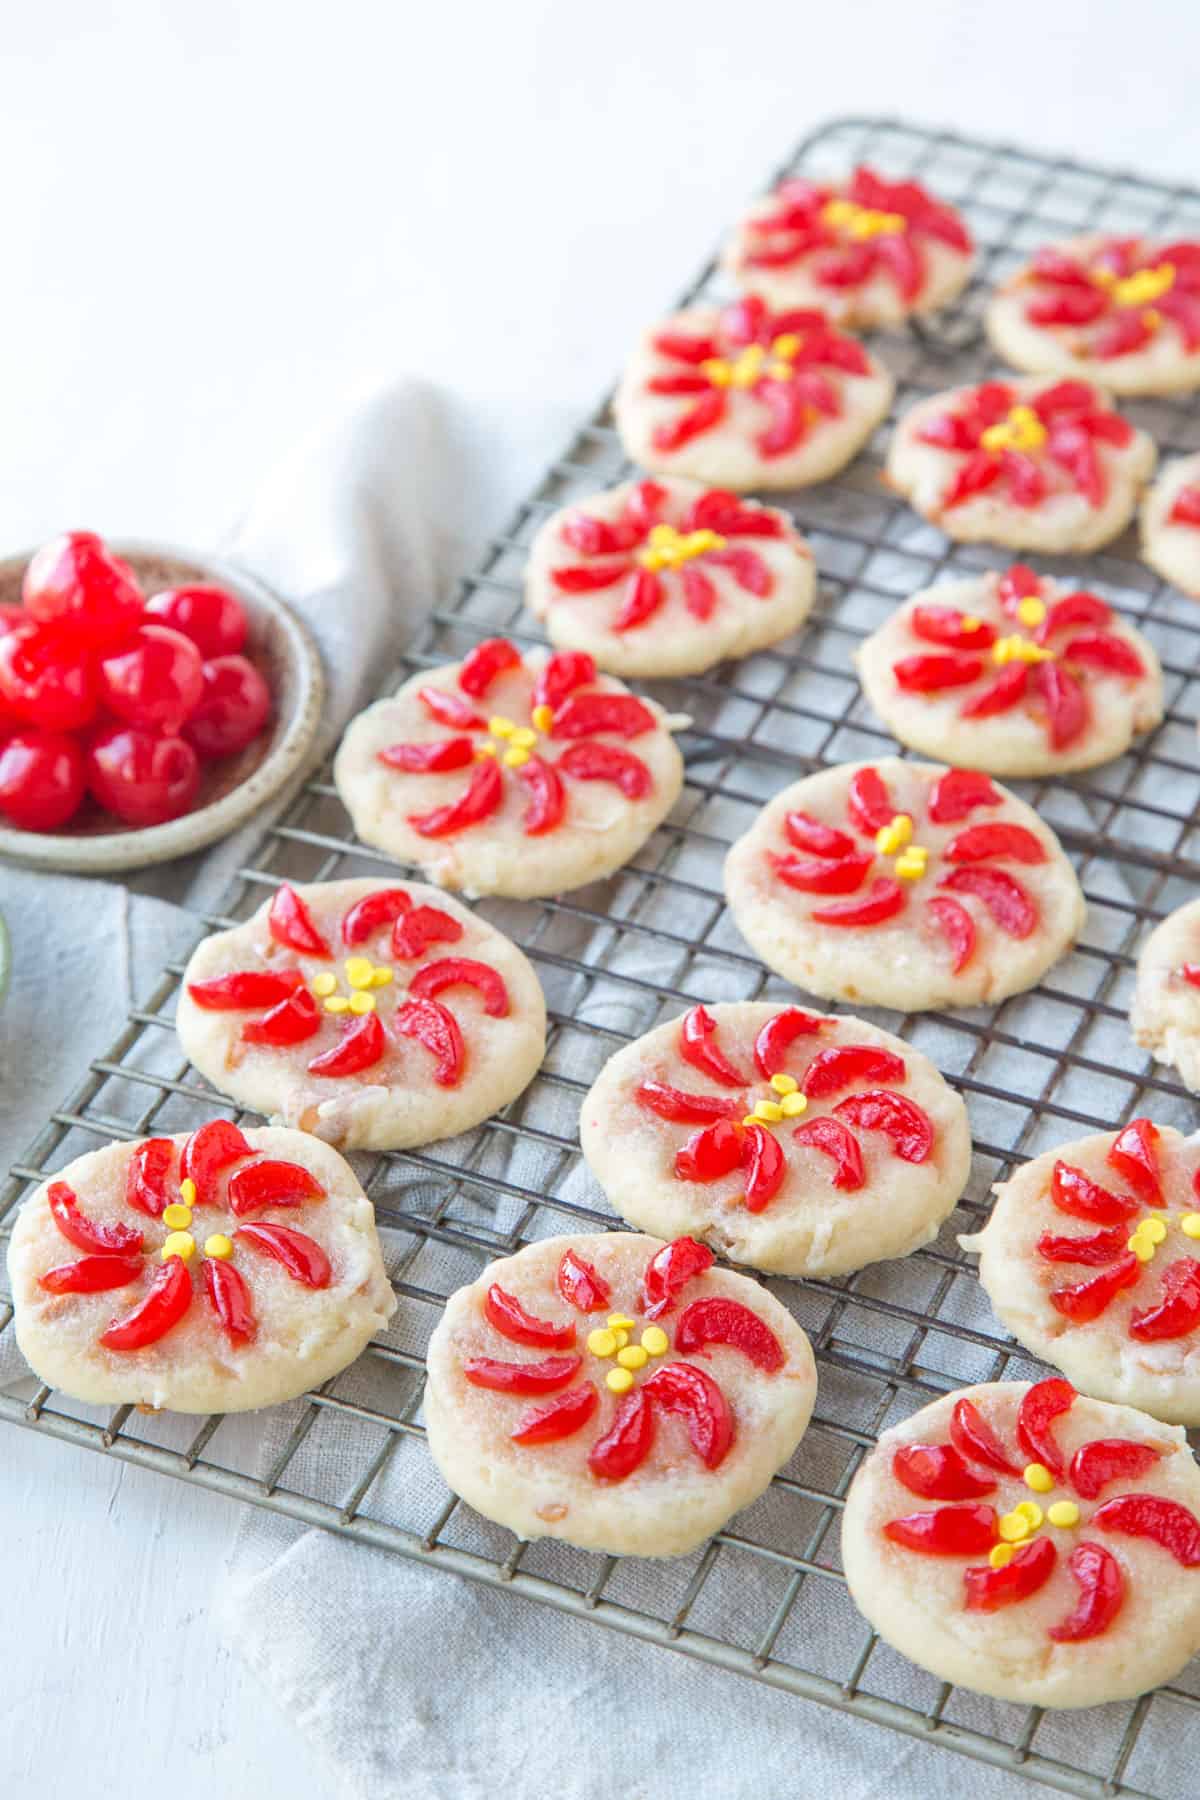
8, 116, 1200, 1799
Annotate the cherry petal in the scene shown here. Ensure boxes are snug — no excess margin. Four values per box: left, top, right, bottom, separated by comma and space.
800, 1044, 905, 1099
484, 1284, 575, 1349
125, 1138, 175, 1218
517, 755, 566, 836
741, 1121, 786, 1212
811, 877, 907, 928
512, 1383, 599, 1445
1050, 1254, 1140, 1323
925, 895, 976, 973
47, 1180, 142, 1255
341, 888, 412, 948
937, 867, 1038, 938
392, 998, 465, 1087
556, 742, 654, 799
555, 1250, 611, 1314
950, 1397, 1021, 1476
640, 1237, 715, 1320
306, 1010, 387, 1077
892, 1444, 997, 1501
1016, 1377, 1076, 1478
943, 823, 1046, 865
40, 1253, 145, 1294
203, 1259, 256, 1344
1108, 1117, 1162, 1204
458, 638, 522, 698
784, 810, 856, 858
833, 1091, 933, 1163
407, 759, 504, 838
531, 652, 597, 714
792, 1116, 865, 1190
182, 1120, 253, 1204
268, 885, 332, 958
226, 1159, 326, 1217
1070, 1438, 1162, 1501
465, 1354, 582, 1394
769, 850, 874, 894
408, 956, 509, 1018
752, 1006, 825, 1079
680, 1004, 748, 1087
235, 1222, 331, 1289
883, 1504, 998, 1555
587, 1387, 654, 1478
643, 1362, 733, 1469
846, 766, 899, 835
637, 1081, 744, 1125
1051, 1161, 1140, 1225
1048, 1542, 1124, 1642
1092, 1494, 1200, 1566
964, 1536, 1056, 1611
674, 1296, 785, 1370
391, 904, 464, 960
99, 1255, 193, 1349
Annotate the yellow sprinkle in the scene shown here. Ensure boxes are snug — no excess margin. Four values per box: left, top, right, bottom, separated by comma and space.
992, 634, 1053, 666
503, 746, 531, 768
1142, 1217, 1168, 1244
998, 1511, 1031, 1543
989, 1543, 1015, 1570
162, 1203, 192, 1230
510, 726, 537, 749
1014, 1501, 1044, 1530
607, 1314, 636, 1330
780, 1093, 808, 1117
1023, 1462, 1054, 1493
348, 990, 376, 1015
204, 1233, 233, 1260
587, 1328, 617, 1358
312, 972, 338, 996
531, 704, 554, 732
612, 1328, 630, 1349
640, 1326, 669, 1355
475, 743, 497, 758
874, 814, 913, 855
770, 332, 801, 360
161, 1231, 195, 1263
980, 403, 1047, 456
1128, 1233, 1155, 1262
1016, 596, 1047, 628
488, 716, 515, 739
1047, 1500, 1081, 1529
324, 995, 352, 1014
179, 1178, 197, 1207
770, 1073, 798, 1095
960, 614, 982, 631
345, 956, 375, 989
754, 1099, 784, 1123
370, 967, 393, 988
701, 357, 733, 388
894, 847, 929, 882
617, 1345, 649, 1371
606, 1367, 635, 1394
1181, 1213, 1200, 1239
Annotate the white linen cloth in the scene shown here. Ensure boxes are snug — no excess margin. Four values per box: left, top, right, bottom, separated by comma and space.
3, 383, 1193, 1800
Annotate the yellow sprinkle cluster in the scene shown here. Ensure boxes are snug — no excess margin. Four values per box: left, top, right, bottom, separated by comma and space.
1128, 1214, 1168, 1263
314, 956, 393, 1016
1015, 596, 1047, 628
874, 813, 913, 856
743, 1088, 807, 1128
991, 1465, 1083, 1556
992, 634, 1053, 666
638, 523, 727, 572
587, 1314, 670, 1393
979, 403, 1048, 455
821, 197, 905, 240
476, 712, 545, 771
701, 344, 769, 389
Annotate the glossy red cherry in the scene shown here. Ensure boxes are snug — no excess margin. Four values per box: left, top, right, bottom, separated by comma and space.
0, 621, 99, 731
98, 624, 204, 734
86, 722, 200, 827
22, 531, 144, 645
145, 584, 247, 657
0, 729, 86, 830
183, 655, 271, 758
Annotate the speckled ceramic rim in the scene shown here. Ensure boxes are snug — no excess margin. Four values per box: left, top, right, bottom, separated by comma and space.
0, 538, 326, 874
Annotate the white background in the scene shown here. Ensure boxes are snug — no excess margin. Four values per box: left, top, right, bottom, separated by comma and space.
2, 3, 1198, 1796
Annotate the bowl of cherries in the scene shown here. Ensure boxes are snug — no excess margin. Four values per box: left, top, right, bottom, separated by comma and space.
0, 532, 324, 871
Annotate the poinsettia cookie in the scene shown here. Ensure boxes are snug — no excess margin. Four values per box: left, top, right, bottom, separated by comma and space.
613, 295, 893, 491
842, 1378, 1200, 1707
177, 880, 546, 1152
986, 236, 1200, 396
524, 478, 815, 679
333, 641, 683, 898
724, 759, 1085, 1012
1142, 453, 1200, 597
422, 1231, 816, 1557
885, 376, 1155, 553
722, 165, 974, 330
580, 1004, 970, 1278
962, 1121, 1200, 1426
856, 564, 1163, 777
7, 1124, 395, 1412
1132, 899, 1200, 1092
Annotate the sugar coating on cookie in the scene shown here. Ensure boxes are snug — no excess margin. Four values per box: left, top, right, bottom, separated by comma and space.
723, 165, 974, 330
886, 376, 1155, 553
963, 1120, 1200, 1425
842, 1378, 1200, 1707
724, 758, 1085, 1012
613, 294, 894, 491
580, 1003, 970, 1278
7, 1125, 395, 1413
177, 879, 546, 1152
524, 477, 816, 679
1132, 899, 1200, 1093
857, 563, 1163, 777
986, 235, 1200, 396
1142, 452, 1200, 598
333, 640, 684, 898
423, 1231, 816, 1557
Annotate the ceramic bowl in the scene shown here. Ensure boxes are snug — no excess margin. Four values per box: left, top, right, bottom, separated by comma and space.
0, 539, 325, 873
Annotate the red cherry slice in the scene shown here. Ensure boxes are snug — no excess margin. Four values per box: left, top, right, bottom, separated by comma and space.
640, 1237, 715, 1319
959, 663, 1029, 720
100, 1255, 193, 1350
927, 769, 1001, 824
675, 1120, 744, 1183
950, 1397, 1021, 1476
1050, 1254, 1140, 1323
1062, 632, 1144, 678
531, 652, 597, 713
810, 877, 906, 927
792, 1116, 865, 1189
393, 998, 464, 1086
556, 742, 653, 799
1036, 1226, 1130, 1265
893, 652, 985, 693
125, 1138, 175, 1217
269, 885, 332, 958
1050, 1161, 1140, 1225
883, 1504, 998, 1555
408, 957, 509, 1018
556, 1250, 611, 1314
40, 1252, 145, 1294
925, 894, 976, 973
587, 1387, 655, 1478
1128, 1258, 1200, 1342
891, 1443, 997, 1501
752, 1006, 825, 1078
800, 1044, 905, 1099
408, 759, 503, 837
465, 1354, 583, 1394
512, 1383, 599, 1444
636, 1082, 744, 1124
377, 737, 475, 773
203, 1259, 256, 1344
674, 1296, 785, 1370
1092, 1494, 1200, 1566
187, 969, 307, 1011
612, 568, 664, 630
1033, 590, 1112, 644
458, 638, 522, 698
242, 987, 321, 1047
643, 1362, 733, 1469
235, 1222, 331, 1289
937, 867, 1038, 938
181, 1120, 254, 1204
47, 1181, 143, 1255
484, 1284, 576, 1349
846, 766, 899, 835
680, 1004, 747, 1087
833, 1091, 933, 1163
549, 692, 658, 741
1048, 1542, 1124, 1642
1016, 1377, 1076, 1477
944, 823, 1046, 865
226, 1159, 326, 1217
391, 904, 464, 960
997, 563, 1043, 611
783, 810, 856, 858
1107, 1118, 1162, 1204
517, 754, 566, 834
909, 607, 997, 652
769, 850, 874, 893
551, 561, 630, 594
965, 1536, 1056, 1612
1070, 1438, 1163, 1501
741, 1121, 786, 1212
341, 888, 412, 946
307, 1011, 387, 1078
417, 687, 486, 730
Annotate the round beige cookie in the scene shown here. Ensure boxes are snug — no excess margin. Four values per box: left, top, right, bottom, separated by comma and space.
722, 168, 974, 330
333, 639, 683, 898
7, 1124, 395, 1412
885, 376, 1156, 553
524, 477, 816, 679
724, 757, 1085, 1012
1141, 453, 1200, 597
985, 235, 1200, 397
580, 1002, 970, 1278
856, 567, 1163, 777
842, 1378, 1200, 1707
613, 295, 893, 491
962, 1120, 1200, 1425
1132, 899, 1200, 1092
423, 1230, 816, 1557
177, 879, 546, 1152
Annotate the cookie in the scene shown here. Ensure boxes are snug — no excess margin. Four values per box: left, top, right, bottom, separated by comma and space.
842, 1378, 1200, 1707
724, 758, 1085, 1012
177, 879, 546, 1152
333, 640, 684, 898
1141, 452, 1200, 597
7, 1124, 395, 1412
1132, 899, 1200, 1092
885, 376, 1155, 553
423, 1230, 816, 1557
613, 294, 893, 491
856, 563, 1163, 776
524, 477, 816, 679
962, 1120, 1200, 1425
722, 165, 974, 330
986, 236, 1200, 396
580, 1003, 970, 1277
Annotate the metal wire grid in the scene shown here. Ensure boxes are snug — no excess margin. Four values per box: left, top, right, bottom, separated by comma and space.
7, 115, 1200, 1798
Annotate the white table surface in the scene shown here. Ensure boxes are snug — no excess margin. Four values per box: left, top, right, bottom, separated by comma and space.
4, 3, 1199, 1795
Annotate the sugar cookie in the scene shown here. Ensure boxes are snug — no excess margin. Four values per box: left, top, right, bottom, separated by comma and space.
1141, 452, 1200, 597
1132, 898, 1200, 1093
